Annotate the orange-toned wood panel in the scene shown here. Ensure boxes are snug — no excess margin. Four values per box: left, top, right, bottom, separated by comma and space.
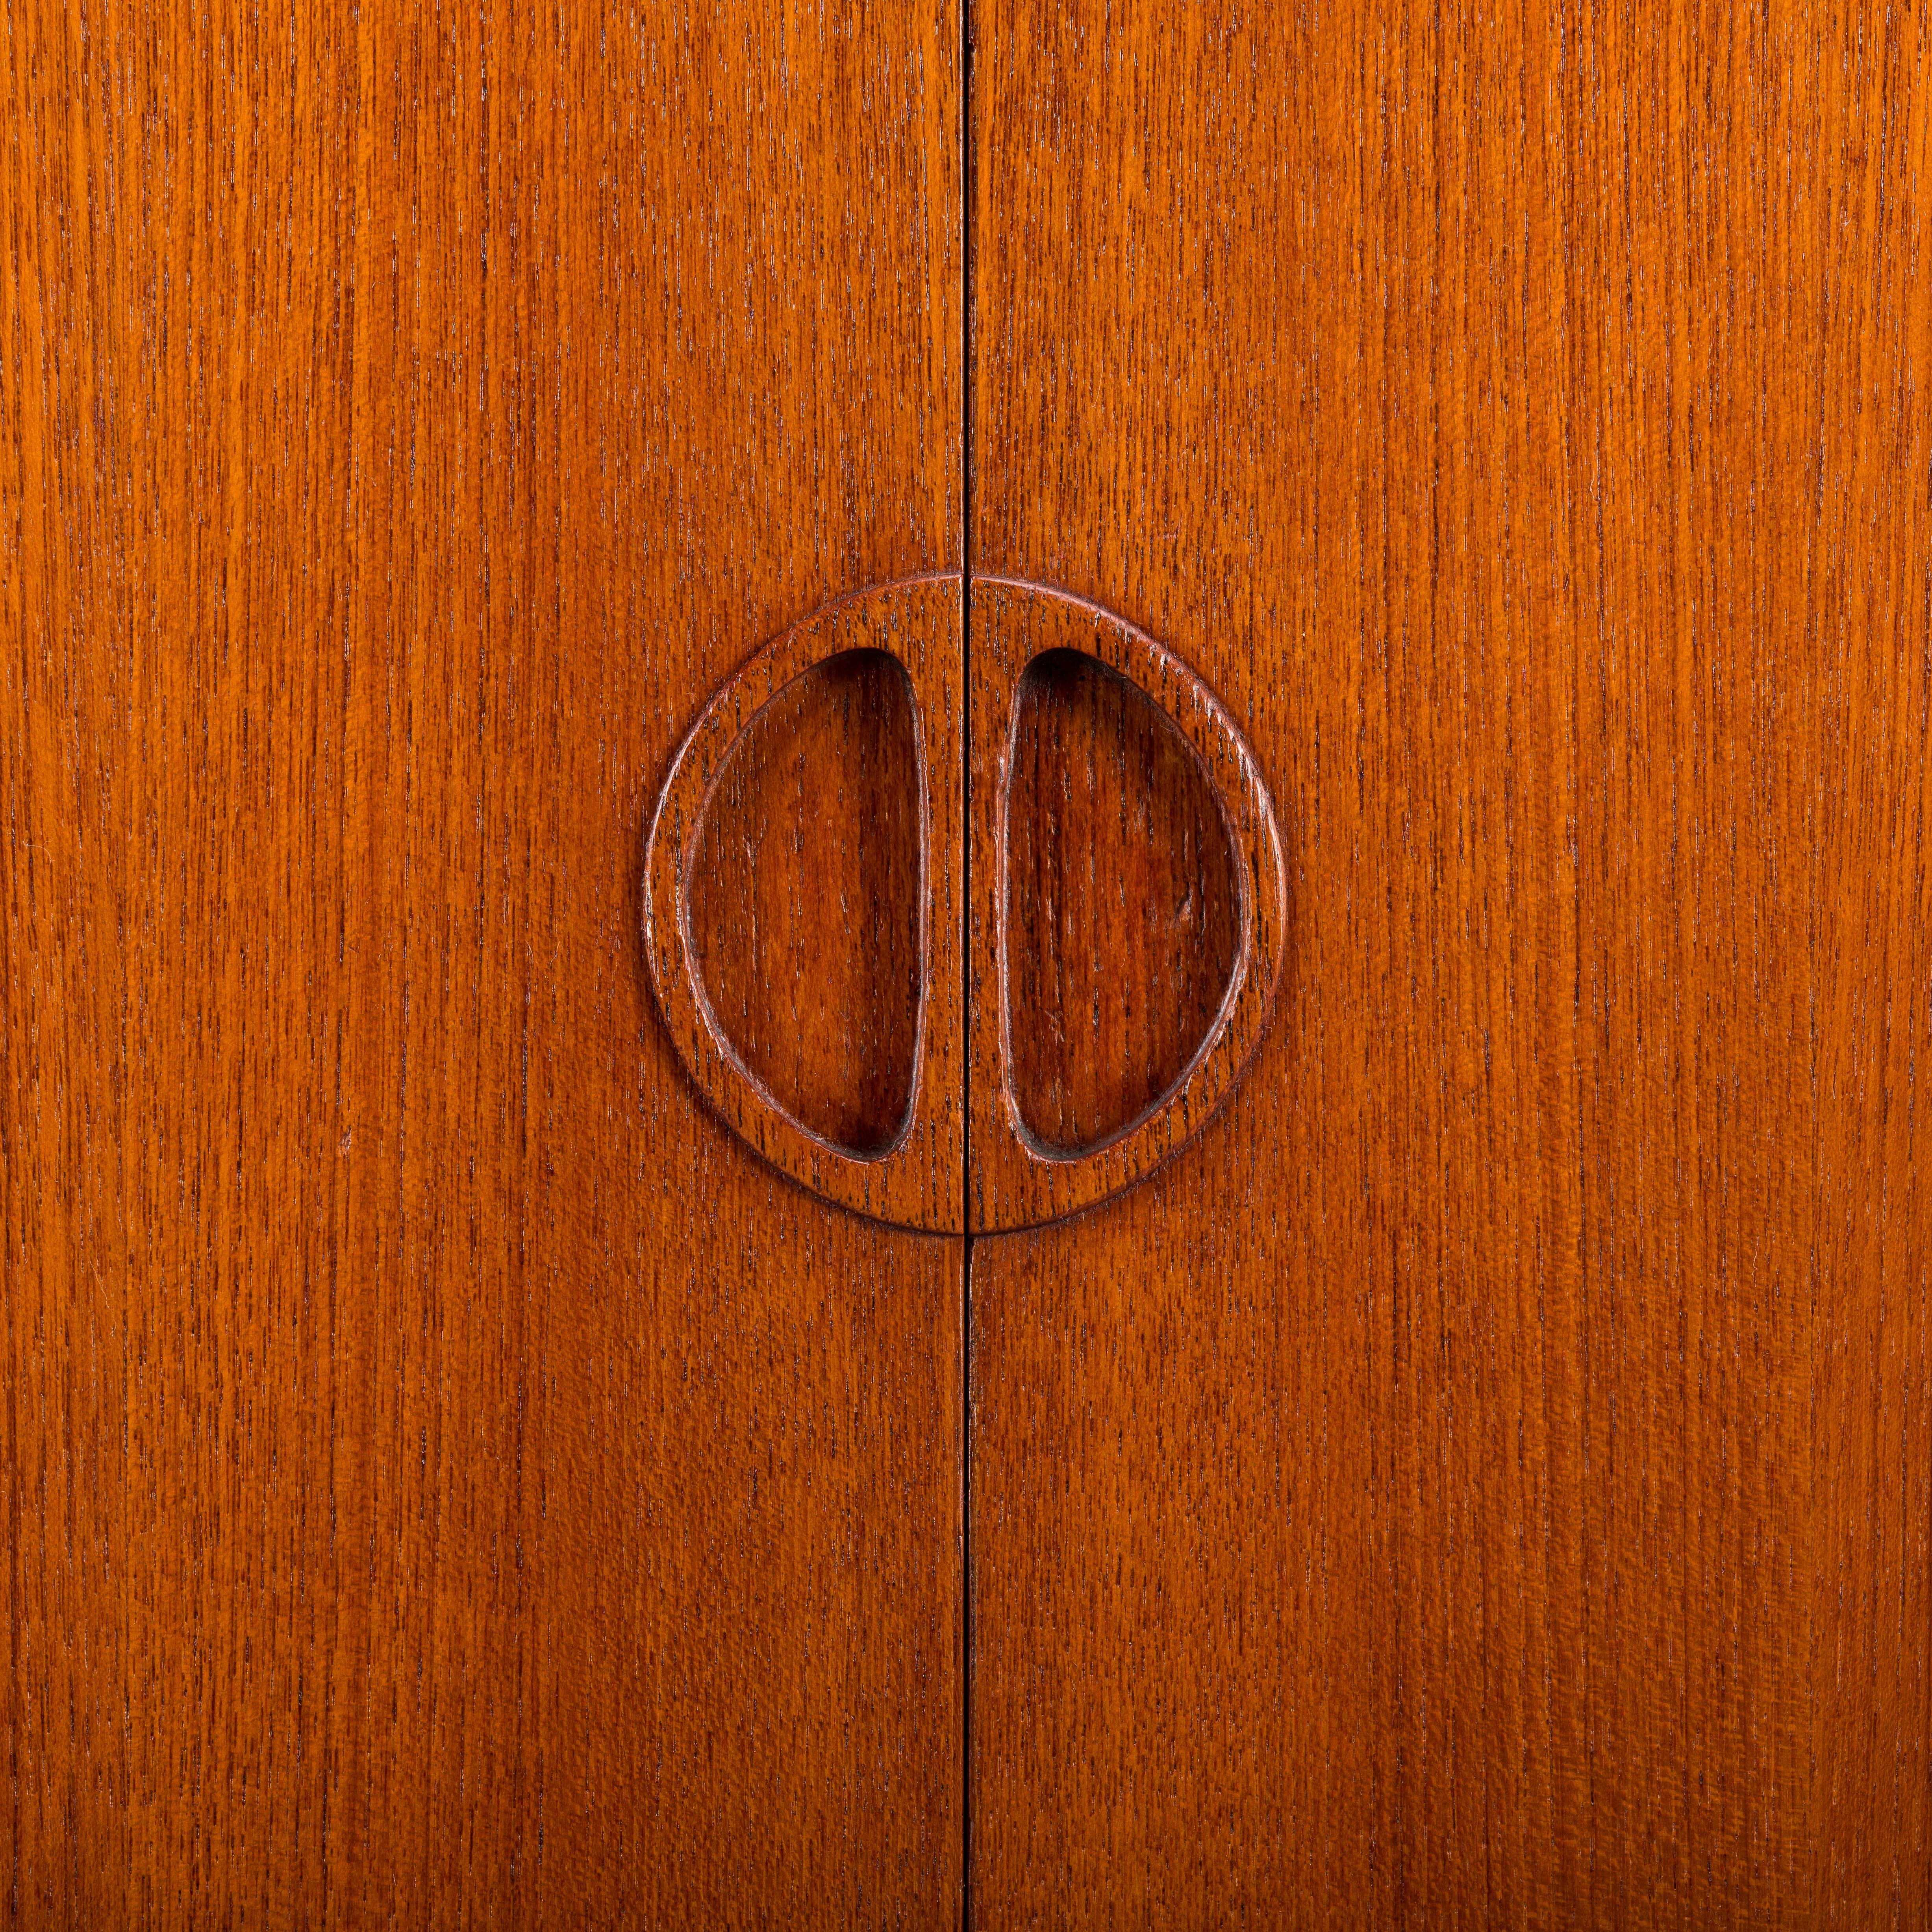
0, 2, 960, 1924
972, 1, 1930, 1924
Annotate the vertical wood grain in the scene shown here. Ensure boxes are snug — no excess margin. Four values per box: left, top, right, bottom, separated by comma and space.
1, 2, 961, 1924
972, 0, 1932, 1924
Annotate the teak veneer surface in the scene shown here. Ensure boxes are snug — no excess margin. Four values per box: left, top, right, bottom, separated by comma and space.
972, 0, 1931, 1925
8, 0, 1932, 1926
1, 2, 960, 1924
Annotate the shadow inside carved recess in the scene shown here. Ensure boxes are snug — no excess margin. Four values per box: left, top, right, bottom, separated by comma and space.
1005, 650, 1240, 1156
687, 648, 922, 1156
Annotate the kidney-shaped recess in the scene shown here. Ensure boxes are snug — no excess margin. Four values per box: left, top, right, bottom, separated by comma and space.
971, 578, 1286, 1233
644, 574, 965, 1234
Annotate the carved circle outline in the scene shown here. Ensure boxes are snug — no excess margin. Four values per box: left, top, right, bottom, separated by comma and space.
644, 574, 1285, 1234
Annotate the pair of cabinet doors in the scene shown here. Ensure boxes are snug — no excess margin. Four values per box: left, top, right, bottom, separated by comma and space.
6, 0, 1930, 1925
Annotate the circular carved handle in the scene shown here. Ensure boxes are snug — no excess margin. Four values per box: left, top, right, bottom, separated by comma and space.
967, 579, 1287, 1233
644, 574, 965, 1232
645, 574, 1283, 1234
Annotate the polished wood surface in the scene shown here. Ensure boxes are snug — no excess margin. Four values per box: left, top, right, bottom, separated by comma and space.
9, 0, 1931, 1923
1, 1, 960, 1923
973, 1, 1932, 1924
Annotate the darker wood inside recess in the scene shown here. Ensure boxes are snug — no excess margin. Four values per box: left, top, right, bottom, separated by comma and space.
1004, 650, 1240, 1154
687, 648, 922, 1155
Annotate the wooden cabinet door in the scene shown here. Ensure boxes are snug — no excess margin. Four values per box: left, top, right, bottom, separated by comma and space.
9, 1, 1932, 1927
971, 3, 1931, 1926
2, 4, 961, 1923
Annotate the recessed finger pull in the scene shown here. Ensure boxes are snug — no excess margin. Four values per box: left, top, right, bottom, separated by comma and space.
687, 646, 924, 1157
645, 575, 966, 1232
967, 579, 1286, 1233
644, 574, 1284, 1233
